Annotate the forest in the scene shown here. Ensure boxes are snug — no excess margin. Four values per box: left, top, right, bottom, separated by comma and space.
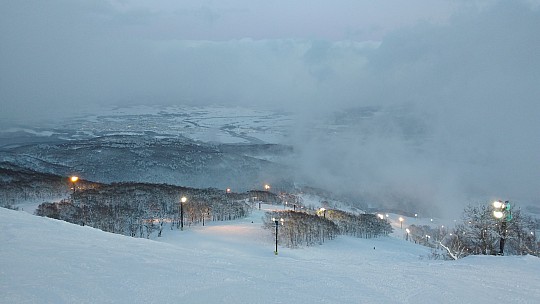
263, 208, 392, 248
1, 162, 537, 257
35, 182, 254, 238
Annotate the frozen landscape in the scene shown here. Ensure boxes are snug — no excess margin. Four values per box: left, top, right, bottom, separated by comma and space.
2, 1, 540, 303
2, 206, 539, 304
0, 105, 293, 145
0, 105, 297, 192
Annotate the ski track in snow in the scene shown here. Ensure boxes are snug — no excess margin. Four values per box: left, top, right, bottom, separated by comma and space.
1, 207, 539, 304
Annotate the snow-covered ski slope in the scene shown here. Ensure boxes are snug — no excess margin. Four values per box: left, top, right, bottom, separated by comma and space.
1, 207, 539, 304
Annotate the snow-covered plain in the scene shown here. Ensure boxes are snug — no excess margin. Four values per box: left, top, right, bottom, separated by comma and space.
1, 207, 539, 304
0, 105, 293, 145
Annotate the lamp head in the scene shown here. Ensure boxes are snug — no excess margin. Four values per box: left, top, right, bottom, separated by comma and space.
493, 200, 503, 209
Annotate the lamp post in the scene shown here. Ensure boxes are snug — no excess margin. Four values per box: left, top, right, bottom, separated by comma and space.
180, 196, 187, 231
272, 217, 284, 255
264, 184, 271, 191
70, 176, 79, 194
532, 231, 538, 256
492, 200, 511, 255
202, 210, 206, 226
399, 217, 404, 229
405, 228, 410, 241
70, 175, 83, 225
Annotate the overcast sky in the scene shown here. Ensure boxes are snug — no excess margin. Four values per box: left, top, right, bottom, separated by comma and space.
1, 0, 460, 120
1, 0, 539, 214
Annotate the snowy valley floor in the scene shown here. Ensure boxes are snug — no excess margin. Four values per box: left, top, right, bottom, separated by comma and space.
1, 207, 539, 304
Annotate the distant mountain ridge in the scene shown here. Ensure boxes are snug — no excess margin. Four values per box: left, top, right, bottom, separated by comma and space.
0, 134, 293, 191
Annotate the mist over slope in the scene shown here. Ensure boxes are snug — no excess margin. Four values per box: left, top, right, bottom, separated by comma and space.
1, 101, 538, 218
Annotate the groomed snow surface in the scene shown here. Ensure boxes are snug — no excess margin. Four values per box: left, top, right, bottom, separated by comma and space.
1, 207, 539, 304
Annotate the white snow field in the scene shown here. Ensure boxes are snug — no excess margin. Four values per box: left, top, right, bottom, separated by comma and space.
1, 207, 539, 304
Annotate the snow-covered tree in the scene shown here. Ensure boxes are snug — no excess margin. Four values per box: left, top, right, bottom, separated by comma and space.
437, 202, 540, 259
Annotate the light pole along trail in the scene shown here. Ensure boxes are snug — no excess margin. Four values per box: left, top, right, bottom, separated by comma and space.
70, 176, 79, 194
492, 200, 512, 255
180, 196, 187, 231
273, 217, 283, 255
70, 176, 83, 225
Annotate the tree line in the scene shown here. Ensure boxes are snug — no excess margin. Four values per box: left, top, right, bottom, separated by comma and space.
0, 164, 72, 209
324, 209, 393, 238
35, 182, 253, 238
263, 208, 392, 248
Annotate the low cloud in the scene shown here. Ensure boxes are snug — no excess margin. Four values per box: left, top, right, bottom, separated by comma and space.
292, 1, 540, 216
1, 1, 538, 216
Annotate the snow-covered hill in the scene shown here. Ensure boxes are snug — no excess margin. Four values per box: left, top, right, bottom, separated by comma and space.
0, 134, 291, 191
1, 207, 539, 303
0, 105, 294, 191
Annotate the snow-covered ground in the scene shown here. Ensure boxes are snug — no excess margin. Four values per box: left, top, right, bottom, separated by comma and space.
1, 207, 539, 304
